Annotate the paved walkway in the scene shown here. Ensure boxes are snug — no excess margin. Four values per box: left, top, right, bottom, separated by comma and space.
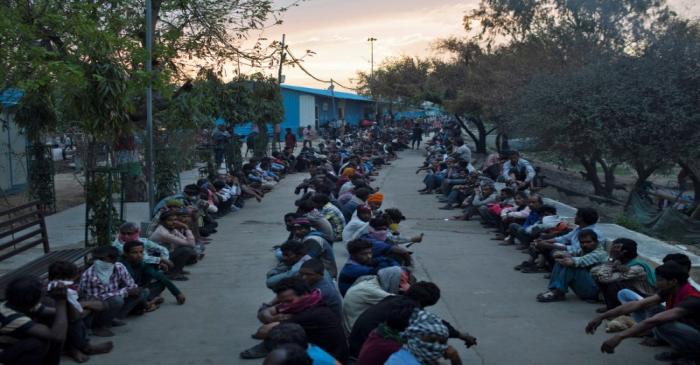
86, 149, 662, 365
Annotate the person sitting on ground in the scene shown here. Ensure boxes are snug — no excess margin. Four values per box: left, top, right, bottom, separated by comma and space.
312, 193, 346, 242
338, 239, 379, 296
113, 221, 174, 274
501, 150, 536, 191
342, 205, 372, 244
367, 192, 384, 214
348, 281, 477, 359
492, 190, 530, 233
452, 182, 498, 220
149, 210, 199, 280
616, 253, 692, 323
264, 323, 340, 365
385, 309, 463, 365
451, 138, 472, 166
356, 296, 418, 365
384, 208, 423, 245
291, 218, 338, 279
264, 344, 313, 365
46, 262, 113, 363
267, 240, 312, 289
245, 277, 348, 363
500, 194, 543, 247
0, 276, 71, 365
119, 240, 187, 309
297, 199, 335, 240
590, 238, 656, 311
342, 267, 409, 334
79, 246, 147, 337
299, 259, 343, 319
536, 229, 608, 302
360, 216, 413, 267
587, 262, 700, 365
341, 187, 373, 222
478, 187, 515, 226
529, 207, 603, 272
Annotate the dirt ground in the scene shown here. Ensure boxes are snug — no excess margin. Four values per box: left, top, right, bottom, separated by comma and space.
0, 160, 85, 214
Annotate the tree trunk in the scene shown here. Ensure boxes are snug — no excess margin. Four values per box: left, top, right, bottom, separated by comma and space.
580, 157, 607, 197
632, 162, 657, 191
453, 115, 490, 154
594, 156, 617, 198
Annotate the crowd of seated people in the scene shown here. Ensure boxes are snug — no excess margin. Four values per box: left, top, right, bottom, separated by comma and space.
237, 121, 478, 365
0, 129, 295, 364
415, 124, 699, 365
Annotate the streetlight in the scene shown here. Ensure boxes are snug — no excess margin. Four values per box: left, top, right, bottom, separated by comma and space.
367, 37, 378, 121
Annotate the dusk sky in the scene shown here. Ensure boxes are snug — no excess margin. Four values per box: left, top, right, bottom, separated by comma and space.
240, 0, 700, 91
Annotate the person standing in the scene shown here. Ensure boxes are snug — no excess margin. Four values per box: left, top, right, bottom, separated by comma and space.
302, 126, 313, 149
284, 128, 297, 153
411, 122, 423, 149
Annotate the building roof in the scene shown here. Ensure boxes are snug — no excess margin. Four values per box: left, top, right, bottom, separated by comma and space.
0, 88, 23, 109
281, 84, 372, 102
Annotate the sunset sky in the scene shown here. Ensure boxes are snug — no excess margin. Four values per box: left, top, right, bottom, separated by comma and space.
240, 0, 700, 91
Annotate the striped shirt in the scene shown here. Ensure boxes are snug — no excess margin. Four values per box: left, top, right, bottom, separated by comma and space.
573, 246, 608, 268
0, 302, 34, 351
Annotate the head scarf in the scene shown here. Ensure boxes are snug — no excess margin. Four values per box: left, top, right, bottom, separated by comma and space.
367, 192, 384, 203
368, 225, 388, 242
377, 266, 403, 294
292, 218, 312, 227
401, 310, 449, 364
276, 289, 323, 315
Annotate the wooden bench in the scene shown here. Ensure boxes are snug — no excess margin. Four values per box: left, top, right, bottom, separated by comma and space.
0, 201, 90, 300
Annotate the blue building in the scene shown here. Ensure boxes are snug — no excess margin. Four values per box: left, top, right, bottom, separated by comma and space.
0, 88, 28, 193
231, 84, 374, 137
280, 84, 374, 130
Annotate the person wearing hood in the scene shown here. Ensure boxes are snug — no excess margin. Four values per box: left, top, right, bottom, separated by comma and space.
385, 309, 463, 365
292, 218, 338, 279
343, 205, 372, 244
342, 267, 410, 334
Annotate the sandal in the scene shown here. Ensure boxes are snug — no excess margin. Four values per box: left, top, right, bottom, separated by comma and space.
537, 290, 565, 302
239, 343, 269, 359
521, 266, 549, 274
143, 302, 160, 313
655, 352, 683, 361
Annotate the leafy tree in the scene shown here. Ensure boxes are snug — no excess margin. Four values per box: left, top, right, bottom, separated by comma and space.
356, 56, 431, 114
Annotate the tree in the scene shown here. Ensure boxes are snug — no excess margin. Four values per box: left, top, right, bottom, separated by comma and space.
356, 56, 431, 114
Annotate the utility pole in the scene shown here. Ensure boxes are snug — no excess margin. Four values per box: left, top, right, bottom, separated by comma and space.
272, 34, 286, 152
278, 34, 286, 85
367, 37, 378, 121
145, 0, 155, 214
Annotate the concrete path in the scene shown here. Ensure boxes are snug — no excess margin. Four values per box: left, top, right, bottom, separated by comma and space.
89, 150, 661, 365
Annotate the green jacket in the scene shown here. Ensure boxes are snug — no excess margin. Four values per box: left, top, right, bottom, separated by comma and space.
120, 258, 181, 297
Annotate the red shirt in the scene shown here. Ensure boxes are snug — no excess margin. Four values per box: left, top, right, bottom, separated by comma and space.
357, 330, 402, 365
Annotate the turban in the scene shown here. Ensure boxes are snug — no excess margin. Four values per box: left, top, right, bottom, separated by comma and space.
342, 168, 356, 177
367, 192, 384, 203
